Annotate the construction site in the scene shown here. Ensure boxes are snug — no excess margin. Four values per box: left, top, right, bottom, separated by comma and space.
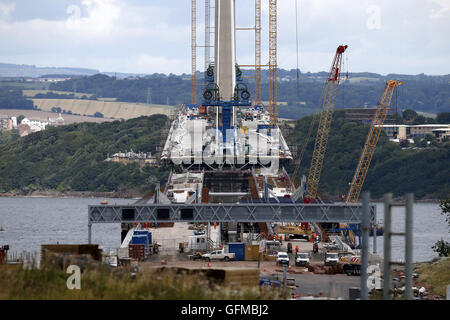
84, 0, 415, 300
1, 0, 432, 301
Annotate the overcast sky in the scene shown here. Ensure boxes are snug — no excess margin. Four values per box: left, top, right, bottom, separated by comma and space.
0, 0, 449, 75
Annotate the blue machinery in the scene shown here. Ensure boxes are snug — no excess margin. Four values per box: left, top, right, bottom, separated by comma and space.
329, 224, 362, 249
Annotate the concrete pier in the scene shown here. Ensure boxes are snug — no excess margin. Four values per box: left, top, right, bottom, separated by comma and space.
214, 0, 236, 101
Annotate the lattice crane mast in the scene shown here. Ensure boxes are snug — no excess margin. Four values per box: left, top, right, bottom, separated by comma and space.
346, 80, 403, 203
305, 45, 348, 201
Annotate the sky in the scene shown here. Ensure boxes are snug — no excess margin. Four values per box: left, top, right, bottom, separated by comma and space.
0, 0, 449, 75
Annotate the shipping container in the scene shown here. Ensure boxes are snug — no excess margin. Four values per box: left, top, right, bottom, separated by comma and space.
131, 235, 148, 245
228, 243, 245, 261
133, 230, 152, 244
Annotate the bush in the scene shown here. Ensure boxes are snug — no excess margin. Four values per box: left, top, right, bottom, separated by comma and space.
432, 239, 449, 257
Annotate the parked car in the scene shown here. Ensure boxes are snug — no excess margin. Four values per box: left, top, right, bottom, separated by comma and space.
202, 249, 235, 261
277, 251, 290, 265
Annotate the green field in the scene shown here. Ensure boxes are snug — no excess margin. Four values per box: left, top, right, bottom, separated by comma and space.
0, 81, 50, 90
23, 90, 94, 98
32, 98, 175, 119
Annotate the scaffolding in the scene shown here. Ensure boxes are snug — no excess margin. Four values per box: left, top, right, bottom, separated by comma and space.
268, 0, 277, 126
254, 0, 262, 105
205, 0, 211, 71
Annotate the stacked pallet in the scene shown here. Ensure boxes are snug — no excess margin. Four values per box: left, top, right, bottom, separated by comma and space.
129, 244, 146, 261
153, 266, 260, 287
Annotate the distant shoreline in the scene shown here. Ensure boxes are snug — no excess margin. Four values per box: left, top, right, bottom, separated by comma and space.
0, 190, 143, 199
0, 190, 441, 203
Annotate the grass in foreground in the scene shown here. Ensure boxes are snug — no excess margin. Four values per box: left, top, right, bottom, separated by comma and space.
0, 262, 285, 300
416, 257, 450, 297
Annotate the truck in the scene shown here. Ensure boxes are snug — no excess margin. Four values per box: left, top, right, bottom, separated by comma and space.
339, 255, 361, 276
324, 251, 339, 266
202, 249, 235, 262
294, 252, 310, 266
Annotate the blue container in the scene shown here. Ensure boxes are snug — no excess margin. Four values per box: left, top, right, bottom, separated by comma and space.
228, 243, 245, 261
131, 235, 148, 245
133, 230, 152, 244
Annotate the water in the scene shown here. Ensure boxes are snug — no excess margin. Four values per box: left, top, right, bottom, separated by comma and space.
369, 201, 449, 262
0, 197, 448, 262
0, 197, 130, 260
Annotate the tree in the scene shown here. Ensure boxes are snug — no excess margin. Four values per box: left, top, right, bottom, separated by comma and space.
436, 112, 450, 124
402, 109, 418, 122
432, 239, 449, 257
17, 115, 25, 124
439, 198, 450, 229
432, 199, 450, 257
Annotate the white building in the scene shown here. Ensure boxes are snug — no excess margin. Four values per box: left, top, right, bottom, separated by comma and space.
378, 124, 450, 142
21, 118, 49, 132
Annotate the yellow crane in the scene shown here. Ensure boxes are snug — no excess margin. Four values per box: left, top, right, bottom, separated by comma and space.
346, 80, 403, 203
305, 45, 348, 201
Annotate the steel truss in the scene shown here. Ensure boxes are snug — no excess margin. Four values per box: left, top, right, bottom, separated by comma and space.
88, 202, 376, 242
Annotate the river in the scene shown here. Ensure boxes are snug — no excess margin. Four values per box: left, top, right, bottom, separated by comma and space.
0, 197, 448, 262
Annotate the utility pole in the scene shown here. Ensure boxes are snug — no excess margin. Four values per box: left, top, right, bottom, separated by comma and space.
146, 88, 152, 104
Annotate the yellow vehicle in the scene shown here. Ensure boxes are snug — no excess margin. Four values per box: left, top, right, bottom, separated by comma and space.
339, 255, 361, 276
276, 225, 312, 240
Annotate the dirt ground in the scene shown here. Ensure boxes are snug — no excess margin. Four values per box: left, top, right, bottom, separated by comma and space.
136, 224, 378, 299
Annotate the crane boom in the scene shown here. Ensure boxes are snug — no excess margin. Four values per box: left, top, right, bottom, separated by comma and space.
346, 80, 403, 203
305, 45, 348, 200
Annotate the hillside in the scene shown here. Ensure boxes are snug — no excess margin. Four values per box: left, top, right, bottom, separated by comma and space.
48, 72, 450, 119
286, 111, 450, 199
0, 62, 99, 77
0, 115, 169, 195
0, 112, 448, 198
